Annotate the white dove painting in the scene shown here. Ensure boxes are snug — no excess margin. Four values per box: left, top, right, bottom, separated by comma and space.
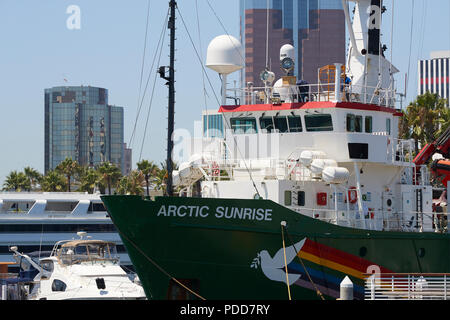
251, 238, 307, 285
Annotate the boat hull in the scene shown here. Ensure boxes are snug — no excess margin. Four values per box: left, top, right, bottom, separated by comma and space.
101, 195, 450, 300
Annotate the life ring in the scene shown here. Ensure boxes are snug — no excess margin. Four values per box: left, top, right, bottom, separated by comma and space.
348, 187, 358, 204
212, 162, 220, 177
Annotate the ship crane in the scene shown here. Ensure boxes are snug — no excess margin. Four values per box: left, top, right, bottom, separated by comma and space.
413, 126, 450, 187
413, 126, 450, 215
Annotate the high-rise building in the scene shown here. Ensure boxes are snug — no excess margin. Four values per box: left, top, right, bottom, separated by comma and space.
122, 143, 133, 176
418, 51, 450, 106
44, 86, 124, 173
240, 0, 345, 87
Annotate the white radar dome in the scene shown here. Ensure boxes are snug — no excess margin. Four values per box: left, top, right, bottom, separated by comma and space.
280, 44, 295, 62
273, 78, 290, 101
206, 35, 244, 75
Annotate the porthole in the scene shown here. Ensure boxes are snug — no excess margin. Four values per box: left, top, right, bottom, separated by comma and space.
418, 248, 425, 258
387, 199, 392, 207
359, 247, 367, 257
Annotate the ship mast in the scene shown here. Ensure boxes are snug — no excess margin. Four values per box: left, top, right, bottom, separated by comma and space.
159, 0, 176, 196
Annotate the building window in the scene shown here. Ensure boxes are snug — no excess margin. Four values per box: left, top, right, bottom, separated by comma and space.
284, 190, 292, 206
230, 118, 257, 134
305, 114, 333, 132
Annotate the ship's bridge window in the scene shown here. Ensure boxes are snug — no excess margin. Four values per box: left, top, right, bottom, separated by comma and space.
260, 117, 274, 133
259, 116, 302, 133
346, 114, 362, 132
305, 114, 333, 132
274, 116, 288, 133
288, 116, 302, 132
60, 242, 119, 265
230, 118, 257, 134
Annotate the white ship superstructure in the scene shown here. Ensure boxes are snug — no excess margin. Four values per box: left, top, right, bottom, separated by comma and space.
171, 0, 444, 234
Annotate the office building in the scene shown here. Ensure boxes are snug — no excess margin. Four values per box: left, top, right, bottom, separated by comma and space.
44, 86, 124, 173
240, 0, 345, 87
122, 143, 133, 176
418, 51, 450, 105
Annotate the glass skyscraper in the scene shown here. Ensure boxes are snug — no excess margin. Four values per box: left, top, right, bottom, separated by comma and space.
44, 86, 124, 173
240, 0, 345, 87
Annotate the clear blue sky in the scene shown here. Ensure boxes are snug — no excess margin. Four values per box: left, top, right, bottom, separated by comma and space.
0, 0, 449, 185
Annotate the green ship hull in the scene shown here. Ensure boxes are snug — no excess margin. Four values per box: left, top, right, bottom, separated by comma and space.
101, 195, 450, 300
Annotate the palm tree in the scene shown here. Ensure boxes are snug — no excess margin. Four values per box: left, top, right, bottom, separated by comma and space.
137, 160, 159, 197
400, 92, 448, 153
24, 167, 42, 191
78, 167, 102, 194
154, 161, 178, 195
97, 162, 122, 195
3, 171, 30, 192
56, 157, 80, 192
117, 170, 145, 196
128, 170, 145, 195
41, 170, 67, 192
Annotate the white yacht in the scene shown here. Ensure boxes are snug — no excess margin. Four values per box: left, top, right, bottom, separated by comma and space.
0, 192, 132, 270
10, 232, 146, 300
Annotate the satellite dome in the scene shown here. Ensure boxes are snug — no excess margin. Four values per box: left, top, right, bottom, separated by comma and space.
206, 35, 244, 75
273, 78, 289, 101
280, 44, 295, 62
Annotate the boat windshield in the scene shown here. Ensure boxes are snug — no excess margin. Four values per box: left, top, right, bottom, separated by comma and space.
59, 242, 119, 265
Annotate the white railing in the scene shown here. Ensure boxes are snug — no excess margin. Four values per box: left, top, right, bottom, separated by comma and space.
285, 205, 447, 233
365, 274, 450, 300
228, 83, 397, 108
389, 138, 414, 164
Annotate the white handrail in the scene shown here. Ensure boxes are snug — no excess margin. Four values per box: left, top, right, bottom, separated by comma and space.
365, 274, 450, 300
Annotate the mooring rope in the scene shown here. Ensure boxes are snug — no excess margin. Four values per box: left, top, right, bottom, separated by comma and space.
281, 223, 292, 300
282, 222, 325, 300
109, 217, 206, 301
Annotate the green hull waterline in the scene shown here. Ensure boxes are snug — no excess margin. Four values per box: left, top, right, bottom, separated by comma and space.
101, 195, 450, 300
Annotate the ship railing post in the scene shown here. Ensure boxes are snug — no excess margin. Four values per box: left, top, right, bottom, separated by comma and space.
407, 275, 411, 300
333, 185, 339, 225
444, 274, 447, 300
369, 274, 376, 300
334, 63, 342, 102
